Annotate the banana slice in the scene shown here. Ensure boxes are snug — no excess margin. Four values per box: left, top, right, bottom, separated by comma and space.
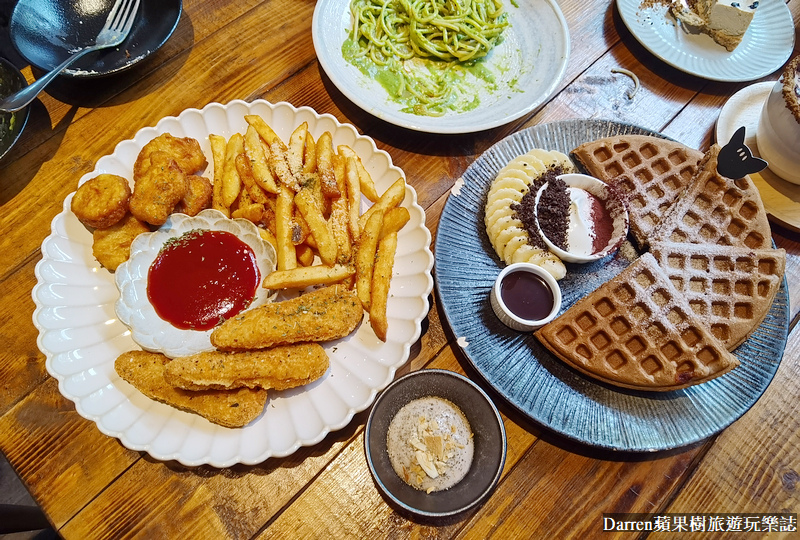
483, 148, 575, 280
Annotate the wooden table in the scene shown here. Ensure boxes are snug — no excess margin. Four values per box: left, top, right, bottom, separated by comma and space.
1, 0, 799, 537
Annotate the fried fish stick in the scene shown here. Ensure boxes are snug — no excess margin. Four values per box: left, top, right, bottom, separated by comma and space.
115, 350, 267, 428
211, 285, 363, 350
164, 343, 329, 391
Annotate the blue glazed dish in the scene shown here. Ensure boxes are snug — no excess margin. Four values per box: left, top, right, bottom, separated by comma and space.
433, 118, 789, 453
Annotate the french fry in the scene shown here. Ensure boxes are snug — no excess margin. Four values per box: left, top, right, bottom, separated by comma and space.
235, 153, 269, 205
244, 125, 278, 194
209, 134, 229, 216
379, 207, 410, 239
355, 209, 384, 311
339, 145, 379, 202
231, 202, 264, 223
370, 231, 397, 342
287, 122, 308, 175
244, 114, 281, 146
345, 156, 362, 242
222, 133, 244, 208
258, 227, 278, 252
358, 177, 405, 231
295, 188, 337, 265
262, 264, 355, 290
296, 243, 315, 266
275, 184, 297, 271
269, 141, 302, 192
318, 133, 341, 199
303, 131, 317, 174
329, 154, 352, 263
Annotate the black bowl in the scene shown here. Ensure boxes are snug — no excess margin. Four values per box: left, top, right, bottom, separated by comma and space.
364, 369, 506, 518
10, 0, 182, 78
0, 58, 31, 160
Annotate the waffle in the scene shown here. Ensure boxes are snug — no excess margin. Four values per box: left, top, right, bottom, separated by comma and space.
650, 241, 786, 351
571, 135, 703, 248
651, 144, 772, 250
535, 253, 739, 392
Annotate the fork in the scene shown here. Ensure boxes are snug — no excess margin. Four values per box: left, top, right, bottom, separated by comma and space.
0, 0, 140, 112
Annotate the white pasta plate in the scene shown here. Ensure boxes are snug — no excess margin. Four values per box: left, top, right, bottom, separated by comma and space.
312, 0, 570, 134
32, 100, 434, 467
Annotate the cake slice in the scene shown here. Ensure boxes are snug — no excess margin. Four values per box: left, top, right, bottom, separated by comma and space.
651, 143, 772, 250
535, 253, 739, 392
571, 135, 703, 248
651, 241, 785, 351
672, 1, 757, 52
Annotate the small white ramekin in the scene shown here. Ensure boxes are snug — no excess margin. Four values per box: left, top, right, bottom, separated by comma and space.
534, 173, 629, 264
490, 262, 562, 332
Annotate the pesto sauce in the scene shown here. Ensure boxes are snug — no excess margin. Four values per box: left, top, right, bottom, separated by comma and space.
342, 38, 496, 117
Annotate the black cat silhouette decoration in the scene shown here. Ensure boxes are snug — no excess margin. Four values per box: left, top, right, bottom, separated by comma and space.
717, 126, 768, 179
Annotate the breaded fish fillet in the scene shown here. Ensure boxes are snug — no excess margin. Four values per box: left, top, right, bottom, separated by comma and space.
164, 343, 329, 391
211, 285, 363, 350
115, 350, 267, 428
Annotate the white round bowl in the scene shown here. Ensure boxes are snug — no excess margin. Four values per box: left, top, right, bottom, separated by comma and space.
756, 65, 800, 185
490, 262, 562, 332
534, 173, 629, 264
115, 209, 277, 358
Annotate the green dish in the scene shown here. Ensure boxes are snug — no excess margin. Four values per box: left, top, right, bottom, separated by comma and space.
0, 57, 30, 161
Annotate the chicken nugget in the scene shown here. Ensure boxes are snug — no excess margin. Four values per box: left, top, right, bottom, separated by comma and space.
133, 133, 208, 180
71, 173, 131, 229
92, 213, 150, 271
164, 343, 329, 391
175, 175, 213, 216
129, 151, 189, 226
211, 285, 363, 350
115, 350, 267, 428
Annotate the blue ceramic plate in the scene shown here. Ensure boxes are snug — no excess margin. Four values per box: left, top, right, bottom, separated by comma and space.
434, 119, 789, 452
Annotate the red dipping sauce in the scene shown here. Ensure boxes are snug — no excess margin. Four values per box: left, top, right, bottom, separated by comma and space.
500, 270, 554, 321
147, 230, 260, 330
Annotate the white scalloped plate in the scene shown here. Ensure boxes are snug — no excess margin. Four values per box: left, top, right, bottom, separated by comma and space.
32, 100, 434, 467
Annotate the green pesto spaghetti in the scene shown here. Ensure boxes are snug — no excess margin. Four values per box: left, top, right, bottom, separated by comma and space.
344, 0, 510, 117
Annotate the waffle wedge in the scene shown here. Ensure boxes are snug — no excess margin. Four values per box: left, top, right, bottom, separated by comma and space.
571, 134, 703, 248
651, 241, 785, 351
651, 144, 772, 249
535, 253, 739, 392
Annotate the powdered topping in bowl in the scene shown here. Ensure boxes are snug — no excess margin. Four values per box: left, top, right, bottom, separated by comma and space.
386, 396, 474, 493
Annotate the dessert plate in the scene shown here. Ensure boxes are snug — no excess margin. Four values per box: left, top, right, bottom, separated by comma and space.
312, 0, 569, 134
434, 118, 789, 452
32, 100, 434, 467
615, 0, 794, 82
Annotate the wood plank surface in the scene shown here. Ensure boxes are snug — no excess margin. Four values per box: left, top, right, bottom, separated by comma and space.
1, 0, 799, 538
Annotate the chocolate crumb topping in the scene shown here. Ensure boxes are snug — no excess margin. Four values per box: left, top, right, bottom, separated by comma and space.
511, 165, 566, 250
537, 178, 570, 250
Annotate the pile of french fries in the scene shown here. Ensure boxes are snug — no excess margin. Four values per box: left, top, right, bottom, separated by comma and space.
207, 114, 409, 342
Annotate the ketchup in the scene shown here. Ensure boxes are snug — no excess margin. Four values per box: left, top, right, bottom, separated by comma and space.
147, 230, 260, 330
500, 270, 554, 321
